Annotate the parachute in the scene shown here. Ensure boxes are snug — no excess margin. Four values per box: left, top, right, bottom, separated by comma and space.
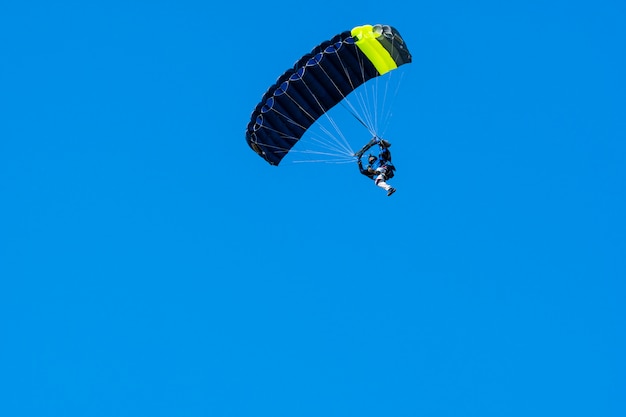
245, 24, 412, 166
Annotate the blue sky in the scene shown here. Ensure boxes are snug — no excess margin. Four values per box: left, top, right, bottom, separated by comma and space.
1, 1, 625, 416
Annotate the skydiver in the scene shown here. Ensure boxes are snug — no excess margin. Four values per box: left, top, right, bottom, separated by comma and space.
356, 137, 396, 196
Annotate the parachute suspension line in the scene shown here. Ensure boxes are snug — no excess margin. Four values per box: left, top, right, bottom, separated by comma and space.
286, 137, 357, 163
270, 89, 356, 159
379, 69, 393, 135
339, 100, 374, 134
336, 44, 371, 122
352, 52, 379, 137
296, 77, 355, 158
260, 102, 316, 155
307, 46, 380, 156
287, 62, 359, 164
254, 95, 353, 160
372, 76, 382, 134
329, 44, 377, 138
284, 43, 386, 161
377, 65, 409, 138
313, 115, 354, 156
310, 62, 365, 156
252, 121, 301, 157
264, 74, 355, 162
330, 48, 376, 139
251, 32, 408, 164
365, 70, 390, 138
345, 39, 409, 140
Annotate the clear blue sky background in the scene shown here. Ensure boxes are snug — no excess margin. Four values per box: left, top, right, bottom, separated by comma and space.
1, 1, 625, 416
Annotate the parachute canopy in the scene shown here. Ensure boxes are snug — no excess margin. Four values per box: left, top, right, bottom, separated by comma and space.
245, 24, 412, 166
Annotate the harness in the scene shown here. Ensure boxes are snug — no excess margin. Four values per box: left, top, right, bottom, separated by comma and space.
378, 162, 395, 179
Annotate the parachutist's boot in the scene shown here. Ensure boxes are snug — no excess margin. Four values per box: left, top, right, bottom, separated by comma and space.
387, 187, 396, 196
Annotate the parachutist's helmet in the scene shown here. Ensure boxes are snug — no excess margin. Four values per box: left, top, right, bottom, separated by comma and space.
368, 154, 377, 163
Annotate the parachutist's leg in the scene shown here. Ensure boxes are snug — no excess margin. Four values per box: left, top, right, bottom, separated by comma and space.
376, 177, 396, 196
375, 175, 392, 192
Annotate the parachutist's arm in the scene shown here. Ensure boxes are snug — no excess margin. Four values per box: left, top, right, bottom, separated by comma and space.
354, 137, 379, 159
357, 159, 375, 178
378, 138, 391, 149
357, 159, 365, 173
380, 148, 392, 162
